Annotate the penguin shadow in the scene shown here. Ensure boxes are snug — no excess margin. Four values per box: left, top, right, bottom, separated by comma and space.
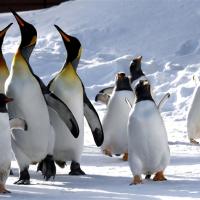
6, 172, 200, 200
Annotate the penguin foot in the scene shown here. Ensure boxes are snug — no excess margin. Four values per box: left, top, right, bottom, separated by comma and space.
37, 155, 56, 181
10, 169, 14, 175
55, 160, 66, 168
14, 168, 30, 185
122, 153, 128, 161
0, 184, 11, 194
153, 171, 167, 181
103, 149, 112, 157
190, 138, 199, 144
69, 161, 86, 175
130, 175, 142, 185
145, 174, 151, 179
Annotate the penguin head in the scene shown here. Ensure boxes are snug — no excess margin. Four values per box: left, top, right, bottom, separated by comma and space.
54, 25, 81, 69
135, 80, 153, 103
129, 56, 145, 82
11, 10, 37, 58
115, 72, 132, 91
0, 23, 13, 51
0, 94, 13, 113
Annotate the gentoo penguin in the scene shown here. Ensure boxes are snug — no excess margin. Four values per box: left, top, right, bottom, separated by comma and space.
127, 80, 170, 185
95, 56, 148, 105
187, 76, 200, 144
0, 23, 12, 93
0, 94, 13, 193
101, 72, 134, 160
47, 25, 103, 175
5, 11, 79, 184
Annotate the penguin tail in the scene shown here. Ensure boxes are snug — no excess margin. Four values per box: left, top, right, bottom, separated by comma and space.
37, 155, 56, 181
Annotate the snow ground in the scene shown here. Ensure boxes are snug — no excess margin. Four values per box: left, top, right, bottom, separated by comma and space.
1, 0, 200, 199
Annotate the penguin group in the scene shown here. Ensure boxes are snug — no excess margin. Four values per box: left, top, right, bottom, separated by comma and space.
1, 9, 200, 194
96, 55, 170, 184
0, 11, 103, 193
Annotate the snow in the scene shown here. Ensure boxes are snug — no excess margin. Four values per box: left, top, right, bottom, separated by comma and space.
1, 0, 200, 199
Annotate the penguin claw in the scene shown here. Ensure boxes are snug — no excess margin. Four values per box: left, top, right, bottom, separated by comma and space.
69, 161, 86, 175
37, 155, 56, 181
14, 179, 30, 185
190, 138, 199, 144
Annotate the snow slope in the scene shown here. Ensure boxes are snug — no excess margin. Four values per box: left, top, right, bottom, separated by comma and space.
1, 0, 200, 199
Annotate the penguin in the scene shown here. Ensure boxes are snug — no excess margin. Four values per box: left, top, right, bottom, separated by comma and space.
127, 80, 170, 185
187, 76, 200, 144
0, 23, 12, 93
47, 25, 104, 175
5, 11, 79, 184
95, 56, 148, 105
101, 72, 134, 160
0, 94, 13, 193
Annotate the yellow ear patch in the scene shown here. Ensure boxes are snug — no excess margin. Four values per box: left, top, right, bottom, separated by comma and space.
28, 35, 37, 46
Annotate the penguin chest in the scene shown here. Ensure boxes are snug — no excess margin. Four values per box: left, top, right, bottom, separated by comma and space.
187, 86, 200, 138
128, 101, 169, 174
102, 91, 134, 153
49, 76, 84, 161
0, 114, 12, 167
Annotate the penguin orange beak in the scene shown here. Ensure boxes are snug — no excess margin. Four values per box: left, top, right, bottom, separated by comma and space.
0, 23, 13, 38
54, 25, 71, 42
11, 10, 25, 27
4, 97, 14, 103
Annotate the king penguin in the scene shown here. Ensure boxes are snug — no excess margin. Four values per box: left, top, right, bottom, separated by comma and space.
0, 94, 13, 193
101, 72, 134, 160
5, 11, 79, 184
127, 80, 170, 185
47, 25, 104, 175
0, 23, 12, 93
95, 56, 148, 105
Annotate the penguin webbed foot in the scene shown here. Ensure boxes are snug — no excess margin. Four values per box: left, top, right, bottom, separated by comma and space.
0, 184, 11, 194
69, 161, 86, 175
37, 155, 56, 181
190, 138, 199, 144
14, 168, 30, 185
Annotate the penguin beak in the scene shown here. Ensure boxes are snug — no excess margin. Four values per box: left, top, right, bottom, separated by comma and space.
11, 10, 25, 27
4, 97, 14, 103
54, 25, 71, 42
0, 23, 13, 38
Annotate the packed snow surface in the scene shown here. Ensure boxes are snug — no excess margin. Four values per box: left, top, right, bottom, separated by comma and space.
1, 0, 200, 199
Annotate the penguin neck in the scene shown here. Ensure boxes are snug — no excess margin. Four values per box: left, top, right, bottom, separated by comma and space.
60, 61, 78, 81
71, 57, 80, 71
136, 94, 154, 104
115, 80, 133, 92
130, 70, 145, 83
0, 52, 9, 77
11, 49, 33, 75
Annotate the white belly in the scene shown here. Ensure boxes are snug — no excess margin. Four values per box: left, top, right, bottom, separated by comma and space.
49, 78, 84, 163
5, 74, 53, 161
101, 90, 134, 154
128, 101, 170, 175
187, 86, 200, 139
0, 114, 11, 184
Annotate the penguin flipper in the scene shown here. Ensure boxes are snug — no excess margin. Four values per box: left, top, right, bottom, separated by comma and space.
99, 86, 114, 95
95, 93, 110, 105
9, 118, 28, 131
83, 91, 104, 146
34, 74, 79, 138
45, 93, 79, 138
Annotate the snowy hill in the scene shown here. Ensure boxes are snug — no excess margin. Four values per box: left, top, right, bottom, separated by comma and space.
1, 0, 200, 199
